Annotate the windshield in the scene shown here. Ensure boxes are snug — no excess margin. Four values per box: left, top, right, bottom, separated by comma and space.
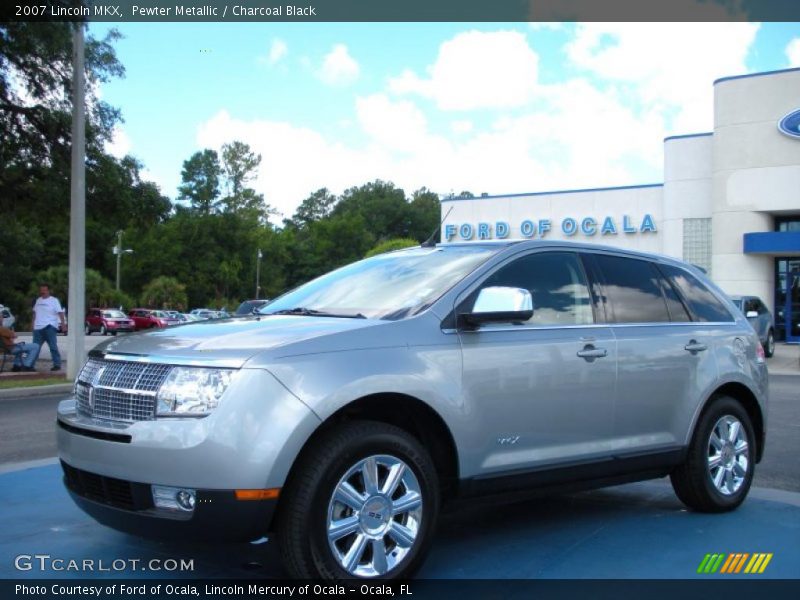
152, 311, 166, 318
103, 310, 126, 318
260, 245, 499, 320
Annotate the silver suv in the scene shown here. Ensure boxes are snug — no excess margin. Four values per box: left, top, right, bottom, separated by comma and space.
57, 241, 768, 579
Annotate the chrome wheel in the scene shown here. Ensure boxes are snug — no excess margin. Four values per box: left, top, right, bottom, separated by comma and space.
707, 415, 749, 496
326, 454, 423, 578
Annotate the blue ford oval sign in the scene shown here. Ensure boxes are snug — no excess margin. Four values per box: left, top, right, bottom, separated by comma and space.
778, 108, 800, 139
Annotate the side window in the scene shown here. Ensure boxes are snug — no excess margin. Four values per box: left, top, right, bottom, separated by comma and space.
656, 270, 692, 322
659, 264, 734, 322
472, 252, 594, 326
593, 254, 671, 323
757, 300, 769, 315
744, 298, 758, 314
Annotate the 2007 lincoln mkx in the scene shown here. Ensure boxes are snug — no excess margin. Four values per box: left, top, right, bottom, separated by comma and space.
57, 240, 768, 579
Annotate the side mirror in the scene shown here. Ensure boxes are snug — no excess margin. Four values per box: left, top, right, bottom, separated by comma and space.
745, 310, 758, 318
460, 286, 533, 327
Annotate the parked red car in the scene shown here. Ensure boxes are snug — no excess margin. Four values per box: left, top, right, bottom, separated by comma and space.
85, 308, 135, 336
127, 308, 181, 330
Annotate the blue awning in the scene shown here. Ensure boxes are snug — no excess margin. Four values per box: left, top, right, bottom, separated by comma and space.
743, 231, 800, 255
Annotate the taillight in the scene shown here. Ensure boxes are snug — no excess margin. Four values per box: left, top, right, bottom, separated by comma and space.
755, 341, 766, 364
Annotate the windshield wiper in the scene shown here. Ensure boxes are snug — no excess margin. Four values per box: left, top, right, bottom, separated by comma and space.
265, 307, 366, 319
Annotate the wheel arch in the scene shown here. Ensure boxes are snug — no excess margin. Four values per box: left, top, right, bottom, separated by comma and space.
272, 392, 460, 530
693, 382, 765, 463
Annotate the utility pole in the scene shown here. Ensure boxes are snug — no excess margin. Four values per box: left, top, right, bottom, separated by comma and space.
66, 22, 86, 381
115, 230, 123, 290
255, 248, 262, 299
113, 230, 134, 291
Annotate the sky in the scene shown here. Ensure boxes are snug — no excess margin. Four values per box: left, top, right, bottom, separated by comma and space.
93, 22, 800, 223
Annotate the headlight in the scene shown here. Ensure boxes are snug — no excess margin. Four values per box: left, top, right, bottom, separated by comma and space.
156, 367, 235, 416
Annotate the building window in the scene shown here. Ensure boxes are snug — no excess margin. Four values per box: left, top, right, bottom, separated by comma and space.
683, 218, 712, 275
775, 217, 800, 232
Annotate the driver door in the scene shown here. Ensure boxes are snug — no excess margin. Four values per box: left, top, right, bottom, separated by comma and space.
457, 250, 617, 480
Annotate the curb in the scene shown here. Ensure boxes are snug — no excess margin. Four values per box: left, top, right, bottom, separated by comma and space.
0, 383, 72, 400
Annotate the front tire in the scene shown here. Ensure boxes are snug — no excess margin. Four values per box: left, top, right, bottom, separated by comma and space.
277, 421, 440, 580
764, 329, 775, 358
670, 396, 755, 512
84, 323, 90, 335
100, 325, 107, 336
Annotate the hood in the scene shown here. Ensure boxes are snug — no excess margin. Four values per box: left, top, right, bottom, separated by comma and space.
91, 315, 380, 368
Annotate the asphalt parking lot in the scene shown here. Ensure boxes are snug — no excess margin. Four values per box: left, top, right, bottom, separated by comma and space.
0, 375, 797, 580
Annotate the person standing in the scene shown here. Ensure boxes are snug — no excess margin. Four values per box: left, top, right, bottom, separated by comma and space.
32, 283, 66, 371
0, 326, 39, 372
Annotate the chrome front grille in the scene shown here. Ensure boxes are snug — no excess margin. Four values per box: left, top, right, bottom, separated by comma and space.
76, 358, 173, 422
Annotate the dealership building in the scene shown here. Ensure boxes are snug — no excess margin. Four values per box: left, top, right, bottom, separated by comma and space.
441, 67, 800, 343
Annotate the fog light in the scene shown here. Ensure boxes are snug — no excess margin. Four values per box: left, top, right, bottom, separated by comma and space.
152, 485, 196, 512
177, 490, 196, 510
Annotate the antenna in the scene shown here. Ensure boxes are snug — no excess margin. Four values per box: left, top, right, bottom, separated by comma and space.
421, 206, 454, 248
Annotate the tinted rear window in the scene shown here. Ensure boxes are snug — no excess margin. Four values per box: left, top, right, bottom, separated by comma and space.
593, 255, 670, 323
659, 264, 734, 322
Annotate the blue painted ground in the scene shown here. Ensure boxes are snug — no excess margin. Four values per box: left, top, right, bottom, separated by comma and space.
0, 464, 797, 579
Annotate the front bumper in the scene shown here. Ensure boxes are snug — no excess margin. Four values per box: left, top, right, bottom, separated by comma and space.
57, 367, 322, 539
62, 460, 276, 541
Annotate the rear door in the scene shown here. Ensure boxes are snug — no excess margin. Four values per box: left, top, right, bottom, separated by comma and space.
457, 250, 618, 478
586, 253, 718, 455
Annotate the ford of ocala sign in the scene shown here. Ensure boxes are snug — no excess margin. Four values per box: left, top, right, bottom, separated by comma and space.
444, 214, 657, 241
778, 108, 800, 139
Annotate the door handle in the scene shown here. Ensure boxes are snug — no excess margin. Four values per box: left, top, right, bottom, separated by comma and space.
684, 340, 708, 353
577, 345, 608, 360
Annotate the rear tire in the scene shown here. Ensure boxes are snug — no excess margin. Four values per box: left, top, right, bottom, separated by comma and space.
670, 396, 755, 513
764, 329, 775, 358
276, 421, 439, 580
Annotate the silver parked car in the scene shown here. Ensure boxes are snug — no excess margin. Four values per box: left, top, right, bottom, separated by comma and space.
730, 295, 775, 358
57, 241, 768, 579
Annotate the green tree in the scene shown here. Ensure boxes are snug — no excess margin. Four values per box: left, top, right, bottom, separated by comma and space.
365, 238, 418, 258
178, 149, 221, 213
333, 180, 410, 241
408, 187, 441, 241
140, 276, 188, 310
221, 141, 261, 200
289, 187, 337, 228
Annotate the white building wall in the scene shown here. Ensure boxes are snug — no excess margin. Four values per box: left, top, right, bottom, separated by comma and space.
662, 134, 714, 262
712, 69, 800, 307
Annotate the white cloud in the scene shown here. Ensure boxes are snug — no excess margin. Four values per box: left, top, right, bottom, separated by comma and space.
787, 38, 800, 67
106, 126, 131, 158
451, 120, 473, 134
389, 30, 539, 111
318, 44, 360, 86
190, 24, 765, 222
566, 22, 759, 133
355, 94, 429, 153
263, 38, 288, 66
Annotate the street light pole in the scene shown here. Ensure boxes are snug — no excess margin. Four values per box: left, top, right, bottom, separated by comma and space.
66, 22, 86, 381
113, 230, 133, 292
115, 230, 123, 291
255, 248, 262, 299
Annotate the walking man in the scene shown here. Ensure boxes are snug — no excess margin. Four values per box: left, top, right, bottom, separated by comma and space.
32, 283, 66, 371
0, 325, 39, 372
